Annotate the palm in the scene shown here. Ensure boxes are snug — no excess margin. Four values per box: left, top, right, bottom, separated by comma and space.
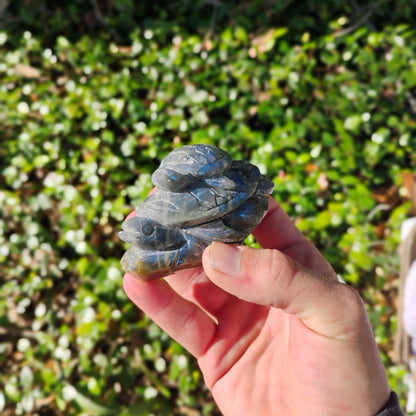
201, 302, 346, 416
204, 307, 315, 415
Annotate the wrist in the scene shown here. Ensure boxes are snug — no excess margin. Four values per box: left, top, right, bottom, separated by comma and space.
375, 391, 405, 416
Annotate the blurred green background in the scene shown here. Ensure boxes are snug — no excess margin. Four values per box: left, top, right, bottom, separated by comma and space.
1, 1, 416, 414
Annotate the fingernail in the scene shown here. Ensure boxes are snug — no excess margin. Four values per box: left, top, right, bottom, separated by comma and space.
209, 243, 242, 275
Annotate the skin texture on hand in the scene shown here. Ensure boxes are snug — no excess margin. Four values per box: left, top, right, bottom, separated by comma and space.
123, 197, 391, 416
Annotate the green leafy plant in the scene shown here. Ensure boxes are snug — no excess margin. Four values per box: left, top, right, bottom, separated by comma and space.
1, 2, 416, 414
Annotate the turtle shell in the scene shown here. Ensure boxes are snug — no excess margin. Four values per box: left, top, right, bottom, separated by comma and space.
151, 144, 232, 192
138, 159, 264, 227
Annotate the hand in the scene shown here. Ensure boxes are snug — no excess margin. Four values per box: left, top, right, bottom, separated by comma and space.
123, 198, 390, 416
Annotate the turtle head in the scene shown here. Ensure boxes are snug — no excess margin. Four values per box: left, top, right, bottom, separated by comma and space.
119, 216, 202, 279
151, 167, 194, 192
119, 216, 186, 251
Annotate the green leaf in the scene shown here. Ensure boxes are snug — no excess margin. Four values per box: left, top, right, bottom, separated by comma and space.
73, 389, 119, 416
343, 115, 361, 132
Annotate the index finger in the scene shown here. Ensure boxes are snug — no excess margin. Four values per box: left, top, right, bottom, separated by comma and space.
253, 197, 336, 278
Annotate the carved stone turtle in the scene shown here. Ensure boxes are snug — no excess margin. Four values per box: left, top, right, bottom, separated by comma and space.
119, 144, 274, 280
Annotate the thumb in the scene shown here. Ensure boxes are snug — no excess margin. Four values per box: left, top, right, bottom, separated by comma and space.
202, 242, 369, 340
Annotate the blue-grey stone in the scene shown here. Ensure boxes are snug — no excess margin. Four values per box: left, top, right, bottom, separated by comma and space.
119, 144, 274, 279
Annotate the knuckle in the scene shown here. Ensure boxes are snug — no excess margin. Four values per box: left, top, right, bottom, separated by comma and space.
254, 248, 298, 308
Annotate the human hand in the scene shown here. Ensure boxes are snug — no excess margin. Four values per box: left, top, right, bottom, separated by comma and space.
123, 198, 391, 416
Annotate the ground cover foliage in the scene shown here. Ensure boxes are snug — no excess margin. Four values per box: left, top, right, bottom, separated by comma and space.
1, 1, 416, 414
